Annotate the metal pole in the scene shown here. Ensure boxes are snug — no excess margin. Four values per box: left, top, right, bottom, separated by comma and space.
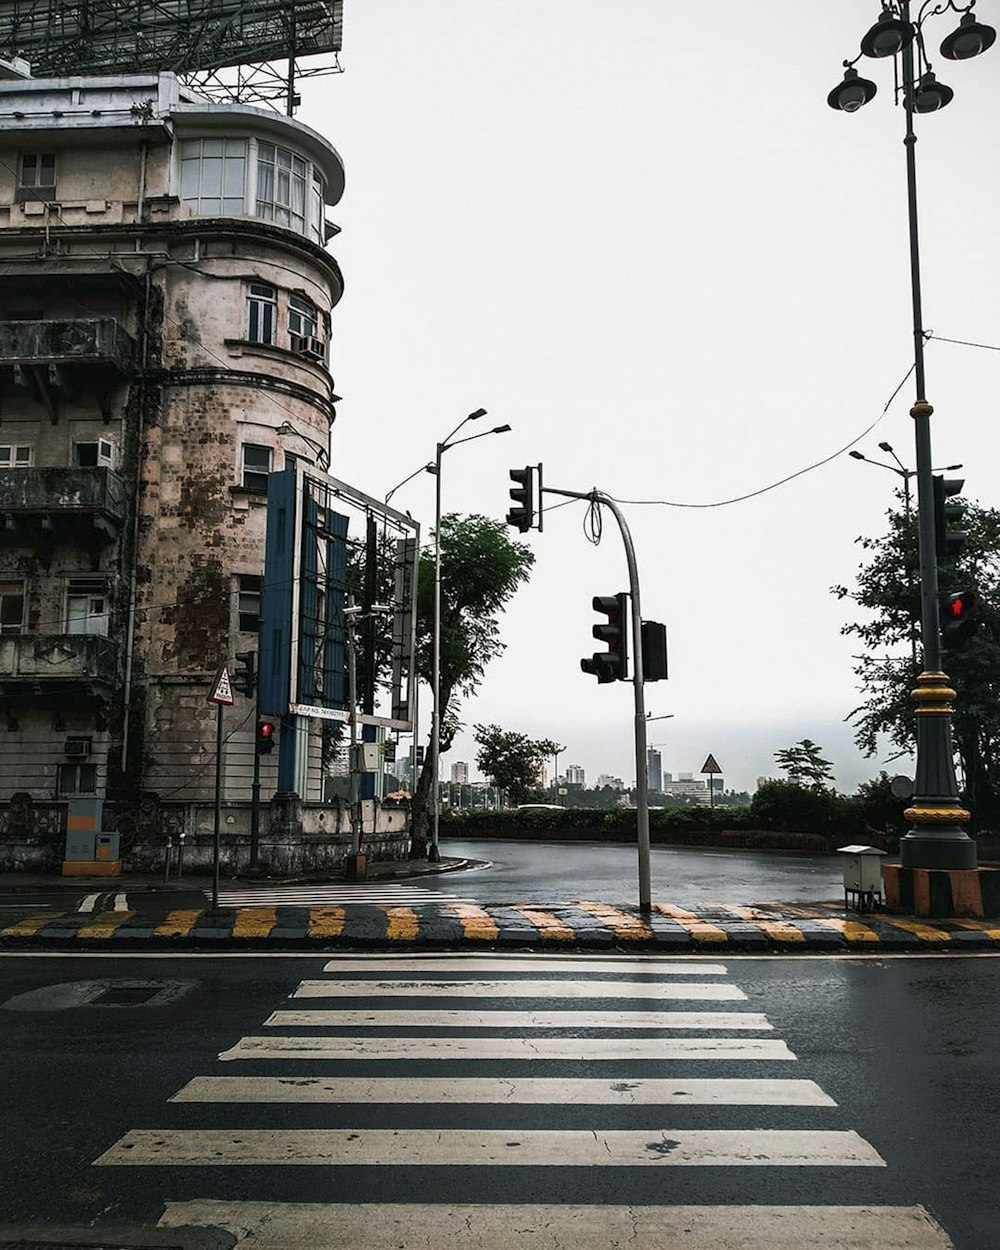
211, 701, 223, 912
903, 472, 918, 670
249, 671, 262, 871
430, 442, 443, 862
594, 494, 651, 913
898, 2, 975, 869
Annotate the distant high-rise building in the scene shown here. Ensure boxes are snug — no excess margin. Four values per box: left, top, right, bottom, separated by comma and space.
646, 748, 662, 792
566, 764, 586, 788
451, 761, 469, 785
597, 774, 625, 791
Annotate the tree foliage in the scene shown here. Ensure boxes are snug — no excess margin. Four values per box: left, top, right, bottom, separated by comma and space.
472, 724, 559, 805
832, 492, 1000, 826
773, 739, 834, 789
409, 514, 535, 848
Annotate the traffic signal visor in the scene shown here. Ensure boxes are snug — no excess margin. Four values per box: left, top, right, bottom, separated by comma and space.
506, 466, 535, 533
933, 475, 967, 561
581, 592, 629, 682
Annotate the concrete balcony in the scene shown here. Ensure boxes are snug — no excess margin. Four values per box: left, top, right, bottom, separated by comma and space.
0, 633, 120, 702
0, 468, 127, 545
0, 318, 138, 373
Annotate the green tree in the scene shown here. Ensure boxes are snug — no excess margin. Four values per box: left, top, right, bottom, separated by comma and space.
832, 493, 1000, 825
472, 725, 559, 806
410, 515, 535, 850
773, 739, 834, 789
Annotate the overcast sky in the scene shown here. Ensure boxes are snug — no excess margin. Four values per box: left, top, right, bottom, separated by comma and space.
298, 0, 1000, 793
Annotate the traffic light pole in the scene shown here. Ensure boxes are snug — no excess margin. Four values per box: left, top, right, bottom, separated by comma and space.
543, 485, 652, 912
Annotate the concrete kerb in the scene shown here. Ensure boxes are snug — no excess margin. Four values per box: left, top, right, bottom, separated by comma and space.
2, 899, 999, 952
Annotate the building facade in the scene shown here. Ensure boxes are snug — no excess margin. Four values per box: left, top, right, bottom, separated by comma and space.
0, 70, 344, 828
646, 748, 662, 792
450, 761, 469, 785
565, 763, 585, 788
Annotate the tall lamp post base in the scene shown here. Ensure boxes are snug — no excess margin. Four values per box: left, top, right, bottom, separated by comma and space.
427, 844, 441, 864
900, 671, 977, 870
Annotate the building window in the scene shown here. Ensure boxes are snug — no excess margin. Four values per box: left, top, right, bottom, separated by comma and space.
0, 581, 24, 635
242, 444, 271, 491
310, 173, 325, 243
66, 579, 109, 637
246, 283, 276, 344
237, 574, 262, 633
57, 762, 97, 796
0, 445, 32, 467
288, 293, 319, 342
17, 152, 56, 201
256, 142, 307, 232
180, 138, 247, 215
75, 439, 114, 469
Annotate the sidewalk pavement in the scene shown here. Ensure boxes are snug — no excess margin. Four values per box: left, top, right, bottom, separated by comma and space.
1, 860, 997, 951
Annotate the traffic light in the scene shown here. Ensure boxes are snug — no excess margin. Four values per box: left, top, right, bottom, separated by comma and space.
939, 589, 979, 651
256, 719, 277, 754
641, 620, 668, 682
581, 592, 629, 683
506, 466, 535, 532
933, 475, 967, 562
233, 650, 256, 698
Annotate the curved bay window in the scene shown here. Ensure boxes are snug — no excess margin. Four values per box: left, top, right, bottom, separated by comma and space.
256, 142, 307, 233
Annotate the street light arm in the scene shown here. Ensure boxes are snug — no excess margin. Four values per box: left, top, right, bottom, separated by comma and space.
440, 407, 488, 449
440, 425, 512, 455
385, 462, 435, 504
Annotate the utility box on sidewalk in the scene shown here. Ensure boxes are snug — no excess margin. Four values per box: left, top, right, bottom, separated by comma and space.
62, 799, 121, 876
837, 845, 887, 911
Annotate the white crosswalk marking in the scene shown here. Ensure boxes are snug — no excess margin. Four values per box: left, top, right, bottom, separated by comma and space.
207, 883, 474, 908
94, 952, 954, 1249
158, 1201, 954, 1249
294, 976, 738, 997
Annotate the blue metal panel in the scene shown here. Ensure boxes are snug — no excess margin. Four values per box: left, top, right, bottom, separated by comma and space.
259, 469, 295, 717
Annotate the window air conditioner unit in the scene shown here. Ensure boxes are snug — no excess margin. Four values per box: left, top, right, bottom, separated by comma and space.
65, 737, 92, 759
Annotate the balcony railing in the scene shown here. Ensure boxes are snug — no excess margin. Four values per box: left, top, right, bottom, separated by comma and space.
0, 633, 120, 701
0, 318, 138, 374
0, 468, 127, 543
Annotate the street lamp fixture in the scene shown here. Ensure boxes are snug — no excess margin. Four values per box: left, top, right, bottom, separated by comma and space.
830, 0, 994, 870
430, 409, 511, 862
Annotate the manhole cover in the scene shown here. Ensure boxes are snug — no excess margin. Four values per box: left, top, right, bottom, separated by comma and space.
93, 986, 160, 1006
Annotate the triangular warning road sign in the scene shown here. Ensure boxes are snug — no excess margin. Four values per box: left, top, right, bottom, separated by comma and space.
208, 662, 235, 706
700, 753, 722, 774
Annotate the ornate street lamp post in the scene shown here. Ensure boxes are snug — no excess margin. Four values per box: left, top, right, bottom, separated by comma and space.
828, 1, 995, 869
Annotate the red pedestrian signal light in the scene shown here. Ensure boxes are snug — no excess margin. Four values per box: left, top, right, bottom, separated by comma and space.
581, 592, 629, 683
256, 719, 277, 754
939, 589, 979, 651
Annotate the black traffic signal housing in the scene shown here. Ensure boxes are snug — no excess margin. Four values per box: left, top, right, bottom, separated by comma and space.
256, 719, 277, 754
641, 620, 668, 682
233, 650, 257, 698
506, 466, 536, 532
939, 589, 979, 652
581, 593, 629, 683
933, 475, 967, 563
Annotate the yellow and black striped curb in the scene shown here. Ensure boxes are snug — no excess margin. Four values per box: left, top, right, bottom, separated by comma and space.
2, 900, 999, 949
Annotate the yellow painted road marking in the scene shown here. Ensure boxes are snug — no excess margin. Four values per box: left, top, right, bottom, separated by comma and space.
232, 907, 277, 939
807, 917, 881, 944
445, 903, 499, 941
307, 907, 345, 938
950, 918, 1000, 939
712, 905, 804, 941
154, 909, 202, 938
77, 910, 136, 939
882, 918, 952, 942
1, 911, 65, 936
651, 905, 728, 942
509, 905, 574, 940
575, 901, 653, 941
385, 906, 419, 941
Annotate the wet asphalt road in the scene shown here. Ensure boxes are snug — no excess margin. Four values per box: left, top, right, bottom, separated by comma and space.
0, 951, 997, 1247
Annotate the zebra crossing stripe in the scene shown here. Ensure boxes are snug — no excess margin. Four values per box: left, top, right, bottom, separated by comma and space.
156, 1201, 955, 1249
95, 1127, 884, 1167
219, 1035, 796, 1061
294, 978, 745, 1000
170, 1075, 835, 1106
319, 957, 729, 974
264, 1008, 773, 1030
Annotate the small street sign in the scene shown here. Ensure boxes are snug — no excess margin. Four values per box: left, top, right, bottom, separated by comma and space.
208, 663, 236, 706
701, 753, 722, 775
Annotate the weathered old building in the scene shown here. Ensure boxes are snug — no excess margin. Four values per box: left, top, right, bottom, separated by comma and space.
0, 66, 346, 849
